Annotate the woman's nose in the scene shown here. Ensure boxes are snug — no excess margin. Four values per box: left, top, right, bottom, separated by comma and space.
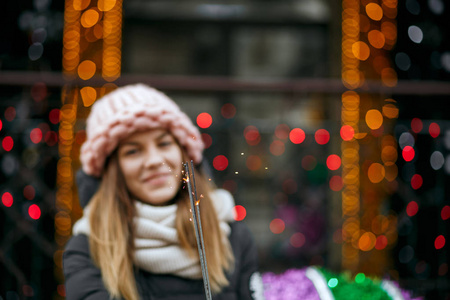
143, 148, 165, 168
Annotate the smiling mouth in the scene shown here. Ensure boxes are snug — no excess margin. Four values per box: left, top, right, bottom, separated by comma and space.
143, 173, 171, 185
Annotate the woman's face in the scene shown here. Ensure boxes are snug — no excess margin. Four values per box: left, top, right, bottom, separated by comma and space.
117, 128, 183, 206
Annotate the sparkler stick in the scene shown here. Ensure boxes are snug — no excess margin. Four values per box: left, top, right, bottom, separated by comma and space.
184, 161, 212, 300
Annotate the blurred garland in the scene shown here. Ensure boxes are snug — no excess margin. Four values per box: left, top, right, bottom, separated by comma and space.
262, 267, 422, 300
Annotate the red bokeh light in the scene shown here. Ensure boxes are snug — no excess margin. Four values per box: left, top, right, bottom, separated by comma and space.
0, 119, 2, 131
289, 128, 305, 144
329, 175, 344, 191
2, 192, 13, 207
326, 154, 341, 170
201, 133, 213, 149
221, 103, 236, 119
30, 128, 43, 144
402, 146, 415, 161
441, 205, 450, 220
315, 129, 330, 145
31, 82, 47, 102
301, 155, 317, 171
244, 126, 261, 146
406, 201, 419, 217
234, 205, 247, 221
435, 235, 445, 250
411, 118, 423, 133
429, 122, 440, 138
45, 131, 58, 146
340, 125, 355, 141
411, 174, 423, 190
196, 112, 213, 129
375, 235, 388, 250
213, 155, 228, 171
49, 108, 61, 124
269, 218, 285, 234
275, 124, 290, 140
28, 204, 41, 220
270, 140, 285, 156
5, 106, 16, 121
290, 232, 306, 248
23, 185, 36, 200
2, 136, 14, 151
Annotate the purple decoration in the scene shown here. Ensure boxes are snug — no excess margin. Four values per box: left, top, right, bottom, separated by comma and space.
262, 269, 321, 300
390, 280, 424, 300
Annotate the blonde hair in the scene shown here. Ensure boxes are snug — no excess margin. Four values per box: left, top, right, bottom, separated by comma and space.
87, 154, 234, 300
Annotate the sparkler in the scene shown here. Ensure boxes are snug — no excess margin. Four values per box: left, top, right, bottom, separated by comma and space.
183, 160, 212, 300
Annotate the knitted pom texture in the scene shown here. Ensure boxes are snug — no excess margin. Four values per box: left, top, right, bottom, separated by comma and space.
80, 84, 204, 177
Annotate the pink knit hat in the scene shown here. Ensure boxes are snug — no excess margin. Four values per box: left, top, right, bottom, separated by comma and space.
80, 84, 204, 177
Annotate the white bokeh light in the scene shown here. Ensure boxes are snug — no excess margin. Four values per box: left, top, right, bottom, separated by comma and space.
408, 25, 424, 44
430, 151, 445, 170
399, 132, 415, 149
428, 0, 444, 15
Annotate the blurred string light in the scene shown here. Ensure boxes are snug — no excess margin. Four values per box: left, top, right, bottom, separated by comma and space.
341, 91, 360, 270
275, 124, 290, 140
244, 125, 261, 146
428, 122, 440, 138
196, 112, 213, 129
28, 204, 41, 220
2, 192, 13, 208
269, 218, 285, 234
430, 151, 444, 170
315, 129, 330, 145
213, 155, 228, 171
269, 140, 285, 156
289, 128, 305, 144
341, 0, 399, 273
221, 103, 236, 119
4, 107, 16, 121
2, 136, 14, 152
399, 132, 415, 148
233, 205, 246, 221
201, 133, 212, 149
59, 0, 124, 289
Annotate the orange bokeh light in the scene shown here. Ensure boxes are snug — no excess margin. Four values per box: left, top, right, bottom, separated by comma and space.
98, 0, 117, 11
81, 9, 100, 28
368, 30, 386, 49
366, 3, 383, 21
365, 109, 383, 130
352, 41, 370, 61
77, 60, 97, 80
80, 87, 97, 107
368, 163, 385, 183
382, 103, 399, 118
246, 155, 262, 171
381, 68, 398, 87
73, 0, 91, 10
270, 218, 285, 234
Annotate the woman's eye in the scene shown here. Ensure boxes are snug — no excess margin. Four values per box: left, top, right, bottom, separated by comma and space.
159, 141, 173, 147
124, 149, 139, 155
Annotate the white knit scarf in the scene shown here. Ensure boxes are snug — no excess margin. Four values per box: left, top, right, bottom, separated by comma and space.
72, 189, 235, 279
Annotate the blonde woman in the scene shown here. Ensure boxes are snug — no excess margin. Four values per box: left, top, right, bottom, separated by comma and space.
63, 84, 264, 300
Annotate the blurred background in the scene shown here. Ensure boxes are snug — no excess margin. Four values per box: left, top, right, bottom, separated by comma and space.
0, 0, 449, 299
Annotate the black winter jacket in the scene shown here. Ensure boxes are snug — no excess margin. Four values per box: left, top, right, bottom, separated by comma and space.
63, 171, 263, 300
